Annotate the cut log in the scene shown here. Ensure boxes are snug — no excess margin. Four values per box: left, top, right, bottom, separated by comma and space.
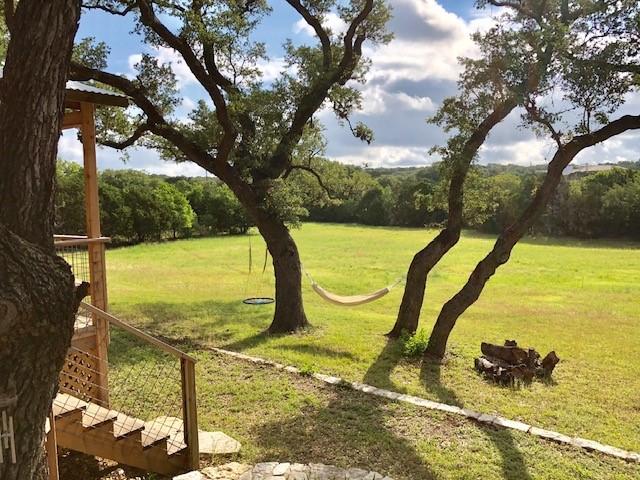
480, 342, 529, 365
475, 341, 559, 386
539, 351, 560, 377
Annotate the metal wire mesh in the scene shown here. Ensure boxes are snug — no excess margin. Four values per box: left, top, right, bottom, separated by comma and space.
56, 305, 188, 455
55, 243, 90, 284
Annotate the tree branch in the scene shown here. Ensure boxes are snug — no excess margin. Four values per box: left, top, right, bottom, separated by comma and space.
135, 0, 237, 161
285, 0, 332, 68
267, 0, 373, 179
82, 1, 136, 16
69, 61, 261, 210
525, 99, 562, 147
101, 123, 150, 149
284, 164, 336, 200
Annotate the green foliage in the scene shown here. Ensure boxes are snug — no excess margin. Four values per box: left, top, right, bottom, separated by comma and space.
176, 179, 253, 234
400, 329, 429, 358
55, 161, 86, 234
55, 162, 254, 242
79, 0, 393, 228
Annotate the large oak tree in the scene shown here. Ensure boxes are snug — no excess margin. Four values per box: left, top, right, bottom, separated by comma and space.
0, 1, 84, 478
72, 0, 391, 333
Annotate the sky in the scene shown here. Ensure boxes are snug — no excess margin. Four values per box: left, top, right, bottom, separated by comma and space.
59, 0, 640, 176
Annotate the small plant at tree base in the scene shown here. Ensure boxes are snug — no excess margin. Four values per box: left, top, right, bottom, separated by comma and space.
400, 329, 429, 358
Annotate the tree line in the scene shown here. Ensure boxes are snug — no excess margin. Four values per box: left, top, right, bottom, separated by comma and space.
56, 159, 640, 243
55, 161, 251, 243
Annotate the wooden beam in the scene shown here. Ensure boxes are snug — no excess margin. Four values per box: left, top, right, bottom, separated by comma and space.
62, 110, 82, 130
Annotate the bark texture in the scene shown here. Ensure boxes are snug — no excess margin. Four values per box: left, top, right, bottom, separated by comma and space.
256, 214, 309, 333
0, 1, 80, 249
0, 1, 81, 478
388, 99, 517, 338
424, 115, 640, 360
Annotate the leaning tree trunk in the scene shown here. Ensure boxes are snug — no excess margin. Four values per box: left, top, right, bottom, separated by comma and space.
387, 229, 460, 337
256, 215, 309, 333
0, 1, 81, 478
388, 99, 517, 338
424, 115, 640, 360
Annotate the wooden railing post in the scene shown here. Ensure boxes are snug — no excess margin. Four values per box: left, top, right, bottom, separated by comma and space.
181, 358, 199, 471
46, 412, 59, 480
80, 101, 110, 406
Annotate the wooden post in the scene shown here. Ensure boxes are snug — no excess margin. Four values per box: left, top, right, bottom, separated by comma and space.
46, 412, 59, 480
181, 358, 199, 470
80, 102, 110, 405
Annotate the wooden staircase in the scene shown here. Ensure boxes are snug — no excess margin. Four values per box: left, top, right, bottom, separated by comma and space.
54, 391, 190, 476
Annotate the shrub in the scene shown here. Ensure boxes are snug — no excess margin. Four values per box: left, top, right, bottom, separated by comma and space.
400, 329, 429, 358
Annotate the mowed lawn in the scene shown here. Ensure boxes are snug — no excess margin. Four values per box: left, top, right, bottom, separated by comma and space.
105, 223, 640, 471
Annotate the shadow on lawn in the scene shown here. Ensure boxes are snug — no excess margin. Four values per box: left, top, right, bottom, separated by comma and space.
252, 383, 442, 480
363, 339, 532, 480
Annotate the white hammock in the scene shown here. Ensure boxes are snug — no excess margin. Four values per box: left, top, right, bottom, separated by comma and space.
303, 267, 404, 307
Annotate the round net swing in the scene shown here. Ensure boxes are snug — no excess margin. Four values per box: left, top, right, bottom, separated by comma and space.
243, 297, 275, 305
242, 236, 274, 305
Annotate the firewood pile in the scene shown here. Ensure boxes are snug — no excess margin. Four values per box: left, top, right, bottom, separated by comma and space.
474, 340, 559, 386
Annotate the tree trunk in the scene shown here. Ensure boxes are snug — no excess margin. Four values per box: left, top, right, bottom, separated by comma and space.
424, 115, 640, 360
388, 99, 517, 338
0, 1, 81, 478
0, 227, 85, 480
257, 216, 309, 333
387, 230, 459, 337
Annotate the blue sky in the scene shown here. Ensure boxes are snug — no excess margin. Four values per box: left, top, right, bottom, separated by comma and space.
60, 0, 639, 176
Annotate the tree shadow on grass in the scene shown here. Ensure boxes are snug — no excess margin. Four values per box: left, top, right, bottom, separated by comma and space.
251, 384, 442, 480
361, 339, 532, 480
420, 361, 532, 480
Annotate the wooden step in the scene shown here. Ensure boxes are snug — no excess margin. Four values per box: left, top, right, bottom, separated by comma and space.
53, 393, 190, 476
143, 416, 187, 456
53, 393, 87, 418
113, 414, 145, 440
83, 403, 119, 430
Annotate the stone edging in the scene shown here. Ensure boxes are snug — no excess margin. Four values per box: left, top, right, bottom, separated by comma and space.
211, 347, 640, 465
175, 461, 393, 479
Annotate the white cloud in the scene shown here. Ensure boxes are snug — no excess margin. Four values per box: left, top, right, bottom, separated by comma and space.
331, 145, 431, 168
479, 138, 552, 166
257, 57, 288, 82
360, 85, 435, 115
58, 131, 84, 163
293, 12, 347, 37
365, 0, 494, 85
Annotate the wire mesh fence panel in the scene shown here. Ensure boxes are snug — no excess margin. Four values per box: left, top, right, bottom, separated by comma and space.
55, 243, 90, 284
55, 301, 197, 465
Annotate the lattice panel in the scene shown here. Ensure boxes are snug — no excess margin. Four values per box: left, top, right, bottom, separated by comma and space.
59, 349, 102, 404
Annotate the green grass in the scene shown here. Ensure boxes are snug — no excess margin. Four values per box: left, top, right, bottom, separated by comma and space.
104, 223, 640, 478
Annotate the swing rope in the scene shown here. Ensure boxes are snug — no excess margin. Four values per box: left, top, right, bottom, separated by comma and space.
243, 236, 274, 305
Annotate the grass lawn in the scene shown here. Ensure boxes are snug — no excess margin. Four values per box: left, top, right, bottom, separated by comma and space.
104, 223, 640, 477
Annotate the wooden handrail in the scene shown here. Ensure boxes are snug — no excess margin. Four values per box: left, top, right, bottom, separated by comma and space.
55, 236, 111, 248
80, 302, 197, 363
54, 234, 88, 240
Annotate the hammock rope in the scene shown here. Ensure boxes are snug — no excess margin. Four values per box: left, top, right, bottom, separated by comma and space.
302, 266, 404, 307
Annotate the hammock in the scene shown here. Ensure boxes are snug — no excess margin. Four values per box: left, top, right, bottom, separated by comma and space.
304, 267, 404, 307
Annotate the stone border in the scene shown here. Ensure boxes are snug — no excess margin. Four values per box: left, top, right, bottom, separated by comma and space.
211, 347, 640, 465
175, 461, 393, 480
